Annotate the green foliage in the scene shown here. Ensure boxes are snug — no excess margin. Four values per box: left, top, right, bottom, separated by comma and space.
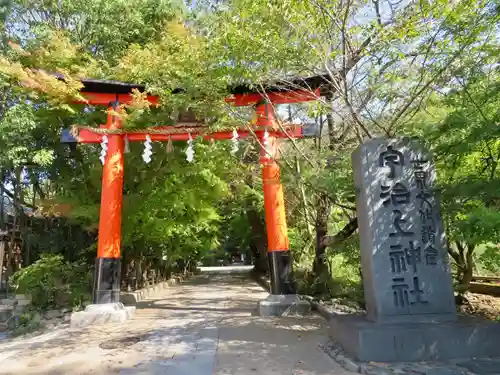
450, 205, 500, 247
477, 246, 500, 275
7, 311, 43, 337
0, 0, 498, 305
10, 254, 92, 310
397, 52, 500, 285
9, 0, 186, 60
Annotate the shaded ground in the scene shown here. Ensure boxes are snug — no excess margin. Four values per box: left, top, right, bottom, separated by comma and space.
457, 293, 500, 322
0, 267, 355, 375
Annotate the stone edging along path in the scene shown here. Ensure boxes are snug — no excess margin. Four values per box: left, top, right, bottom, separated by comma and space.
120, 272, 196, 305
249, 269, 272, 293
71, 272, 198, 328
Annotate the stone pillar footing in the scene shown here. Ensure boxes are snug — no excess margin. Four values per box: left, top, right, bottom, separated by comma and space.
70, 302, 135, 328
330, 314, 500, 362
258, 294, 311, 317
92, 257, 121, 304
268, 251, 294, 294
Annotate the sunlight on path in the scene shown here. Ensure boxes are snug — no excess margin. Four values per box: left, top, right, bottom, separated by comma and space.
0, 267, 355, 375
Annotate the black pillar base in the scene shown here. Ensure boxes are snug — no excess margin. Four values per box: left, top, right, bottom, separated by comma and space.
268, 250, 294, 295
92, 257, 121, 304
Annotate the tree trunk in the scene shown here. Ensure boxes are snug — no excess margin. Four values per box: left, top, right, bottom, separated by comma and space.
246, 209, 268, 273
0, 168, 4, 291
326, 110, 336, 151
449, 241, 475, 294
295, 156, 313, 236
244, 169, 268, 273
121, 250, 129, 291
7, 167, 22, 277
322, 218, 358, 247
459, 244, 475, 293
144, 262, 152, 286
135, 257, 142, 290
0, 241, 5, 292
313, 192, 331, 276
0, 168, 4, 231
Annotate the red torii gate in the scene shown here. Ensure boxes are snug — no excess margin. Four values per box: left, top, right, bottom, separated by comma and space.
67, 78, 323, 304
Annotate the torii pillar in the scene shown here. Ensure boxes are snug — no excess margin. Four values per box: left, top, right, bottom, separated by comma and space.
93, 102, 124, 304
256, 102, 311, 316
70, 102, 135, 328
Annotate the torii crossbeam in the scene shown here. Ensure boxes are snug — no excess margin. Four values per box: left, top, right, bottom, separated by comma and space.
64, 77, 324, 306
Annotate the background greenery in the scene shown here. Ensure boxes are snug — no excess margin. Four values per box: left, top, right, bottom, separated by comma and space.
0, 0, 497, 309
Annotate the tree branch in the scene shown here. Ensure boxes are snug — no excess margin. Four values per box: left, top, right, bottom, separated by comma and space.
387, 45, 469, 133
322, 217, 358, 247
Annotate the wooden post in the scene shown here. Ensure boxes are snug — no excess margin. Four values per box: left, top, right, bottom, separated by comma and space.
0, 239, 5, 292
0, 167, 4, 292
93, 102, 124, 304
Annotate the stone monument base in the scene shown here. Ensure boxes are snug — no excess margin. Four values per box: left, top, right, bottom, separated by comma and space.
258, 294, 311, 317
329, 314, 500, 362
70, 303, 136, 328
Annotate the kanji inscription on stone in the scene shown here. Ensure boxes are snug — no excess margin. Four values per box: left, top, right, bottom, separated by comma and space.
352, 137, 456, 323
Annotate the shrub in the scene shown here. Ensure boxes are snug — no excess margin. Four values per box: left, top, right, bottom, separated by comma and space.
10, 254, 92, 310
7, 311, 43, 337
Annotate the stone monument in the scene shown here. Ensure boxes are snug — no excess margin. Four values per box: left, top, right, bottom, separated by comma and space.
328, 137, 500, 362
355, 137, 456, 323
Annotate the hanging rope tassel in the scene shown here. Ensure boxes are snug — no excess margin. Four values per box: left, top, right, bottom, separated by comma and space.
99, 135, 108, 165
142, 135, 153, 163
124, 135, 130, 154
167, 136, 173, 153
186, 133, 194, 162
231, 129, 239, 155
